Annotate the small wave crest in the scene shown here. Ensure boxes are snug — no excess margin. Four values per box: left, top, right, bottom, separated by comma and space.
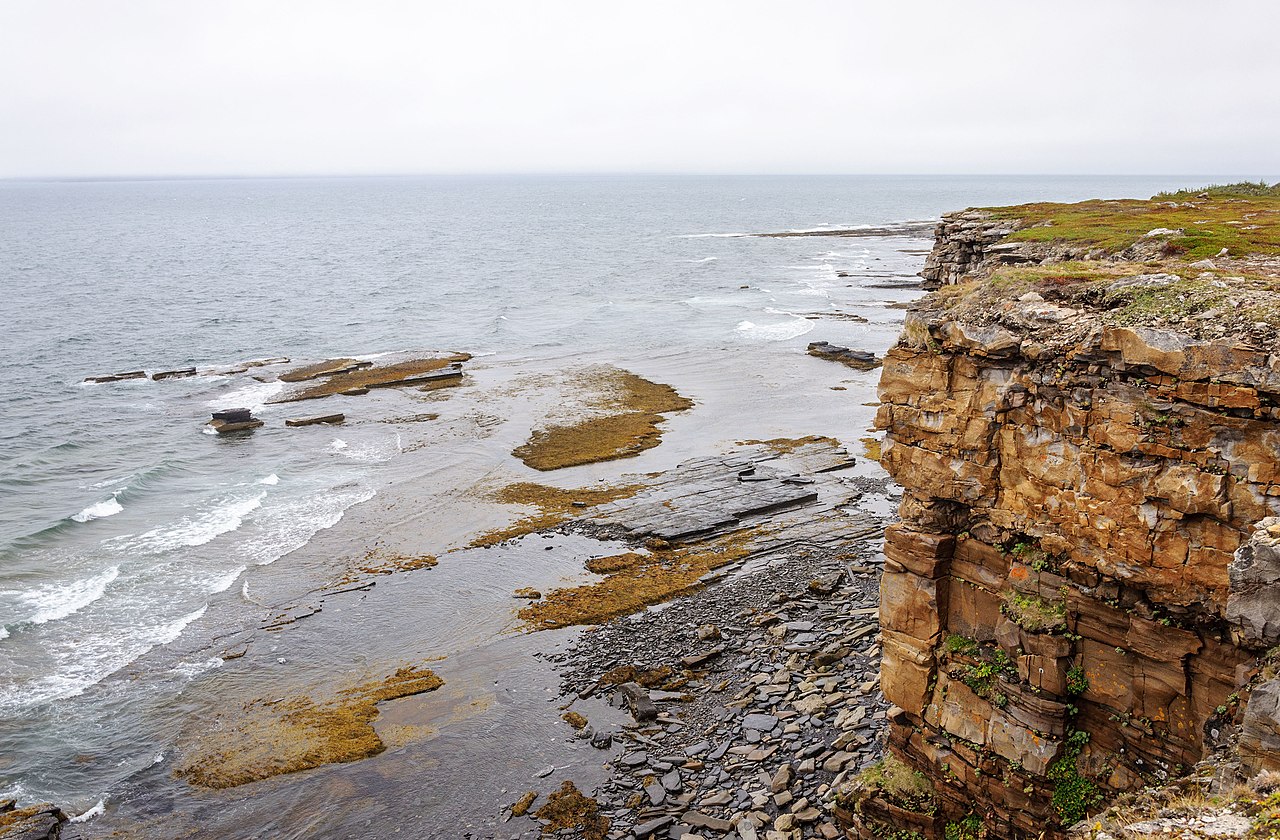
70, 800, 106, 824
257, 473, 280, 485
71, 495, 124, 523
125, 492, 266, 553
206, 381, 284, 412
16, 566, 120, 627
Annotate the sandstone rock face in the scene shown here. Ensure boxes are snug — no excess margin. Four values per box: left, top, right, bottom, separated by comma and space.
859, 270, 1279, 836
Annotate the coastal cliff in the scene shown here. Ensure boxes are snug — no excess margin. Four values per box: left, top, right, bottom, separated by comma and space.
844, 186, 1280, 838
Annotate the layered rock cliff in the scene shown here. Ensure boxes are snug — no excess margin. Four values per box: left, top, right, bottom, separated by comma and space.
843, 187, 1280, 839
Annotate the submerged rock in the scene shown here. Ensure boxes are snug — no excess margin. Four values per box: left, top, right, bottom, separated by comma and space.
806, 341, 882, 371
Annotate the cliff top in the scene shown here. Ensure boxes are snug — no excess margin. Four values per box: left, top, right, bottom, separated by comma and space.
984, 182, 1280, 259
921, 184, 1280, 348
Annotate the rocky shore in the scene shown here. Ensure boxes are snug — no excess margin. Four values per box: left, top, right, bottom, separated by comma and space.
500, 498, 894, 839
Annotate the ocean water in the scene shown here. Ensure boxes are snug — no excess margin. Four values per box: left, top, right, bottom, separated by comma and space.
0, 174, 1207, 813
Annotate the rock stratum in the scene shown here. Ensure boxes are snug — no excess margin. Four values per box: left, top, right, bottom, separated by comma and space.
845, 186, 1280, 839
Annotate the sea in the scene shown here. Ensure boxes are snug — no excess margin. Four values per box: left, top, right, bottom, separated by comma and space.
0, 174, 1217, 827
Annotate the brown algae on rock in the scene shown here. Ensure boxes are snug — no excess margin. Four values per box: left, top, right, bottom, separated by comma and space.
561, 711, 588, 729
736, 435, 840, 454
276, 354, 471, 402
533, 781, 609, 840
175, 665, 443, 789
512, 369, 692, 471
466, 482, 642, 549
519, 529, 759, 629
510, 790, 538, 817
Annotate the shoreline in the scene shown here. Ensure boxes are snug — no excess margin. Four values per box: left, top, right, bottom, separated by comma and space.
3, 229, 930, 839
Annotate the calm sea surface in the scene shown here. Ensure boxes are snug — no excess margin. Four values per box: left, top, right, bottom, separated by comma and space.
0, 174, 1211, 814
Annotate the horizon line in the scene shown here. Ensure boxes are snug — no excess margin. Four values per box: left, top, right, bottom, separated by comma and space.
3, 171, 1276, 186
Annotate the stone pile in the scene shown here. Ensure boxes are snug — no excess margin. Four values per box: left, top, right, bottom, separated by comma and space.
518, 538, 892, 840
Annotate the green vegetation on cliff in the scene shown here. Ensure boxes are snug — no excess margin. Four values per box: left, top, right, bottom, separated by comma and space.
983, 182, 1280, 259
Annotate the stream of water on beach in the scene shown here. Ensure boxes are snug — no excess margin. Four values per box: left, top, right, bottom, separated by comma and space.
0, 174, 1209, 827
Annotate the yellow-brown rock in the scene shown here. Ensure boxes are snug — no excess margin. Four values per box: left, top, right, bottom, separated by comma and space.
848, 197, 1280, 840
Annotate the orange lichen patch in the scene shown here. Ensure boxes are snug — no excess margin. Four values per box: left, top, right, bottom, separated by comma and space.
466, 482, 642, 549
175, 665, 443, 789
520, 530, 759, 629
736, 435, 840, 454
533, 781, 609, 840
276, 354, 472, 402
512, 370, 692, 471
561, 711, 589, 729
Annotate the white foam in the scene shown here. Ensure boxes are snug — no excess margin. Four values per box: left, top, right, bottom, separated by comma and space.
686, 257, 718, 263
258, 473, 280, 486
206, 381, 284, 412
327, 439, 348, 451
0, 626, 8, 640
19, 566, 120, 626
734, 319, 816, 342
71, 495, 123, 523
153, 605, 207, 646
208, 566, 246, 593
172, 656, 224, 679
129, 492, 266, 553
69, 799, 105, 823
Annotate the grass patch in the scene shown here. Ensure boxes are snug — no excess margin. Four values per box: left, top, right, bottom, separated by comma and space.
984, 190, 1280, 259
1002, 590, 1067, 632
856, 755, 935, 813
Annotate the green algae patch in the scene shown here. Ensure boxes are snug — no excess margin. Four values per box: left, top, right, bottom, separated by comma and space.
175, 665, 443, 789
276, 354, 472, 402
984, 189, 1280, 259
519, 529, 759, 630
512, 370, 693, 471
466, 481, 643, 549
533, 781, 609, 840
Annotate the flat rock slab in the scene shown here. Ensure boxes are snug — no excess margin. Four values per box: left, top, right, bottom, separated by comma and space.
587, 440, 857, 544
285, 413, 345, 427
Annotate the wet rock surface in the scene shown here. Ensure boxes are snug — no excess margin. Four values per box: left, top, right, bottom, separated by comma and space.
0, 802, 66, 840
487, 445, 896, 839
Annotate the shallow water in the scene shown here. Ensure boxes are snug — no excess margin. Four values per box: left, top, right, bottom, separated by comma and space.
0, 174, 1205, 822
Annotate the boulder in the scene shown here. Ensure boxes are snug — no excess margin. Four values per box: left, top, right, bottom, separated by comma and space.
1227, 518, 1280, 648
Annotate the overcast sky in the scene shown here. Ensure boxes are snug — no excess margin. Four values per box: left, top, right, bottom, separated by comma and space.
2, 0, 1277, 179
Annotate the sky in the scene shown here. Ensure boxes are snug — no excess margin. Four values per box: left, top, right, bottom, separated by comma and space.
1, 0, 1277, 179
